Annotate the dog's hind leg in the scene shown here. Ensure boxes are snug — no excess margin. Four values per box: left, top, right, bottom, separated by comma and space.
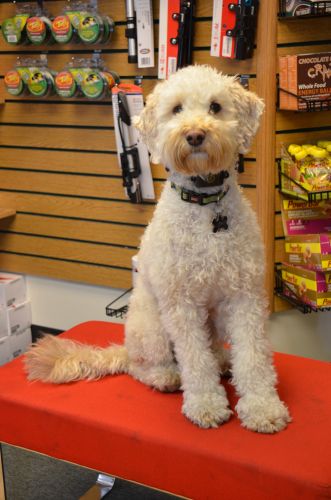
125, 280, 181, 392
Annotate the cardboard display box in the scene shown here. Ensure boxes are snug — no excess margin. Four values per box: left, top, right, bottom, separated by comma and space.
280, 145, 331, 201
281, 263, 331, 309
285, 234, 331, 271
10, 327, 32, 359
0, 336, 12, 366
0, 273, 26, 308
281, 198, 331, 235
7, 300, 32, 335
0, 308, 9, 338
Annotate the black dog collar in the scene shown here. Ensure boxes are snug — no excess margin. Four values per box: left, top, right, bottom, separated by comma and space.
171, 182, 229, 206
190, 170, 229, 188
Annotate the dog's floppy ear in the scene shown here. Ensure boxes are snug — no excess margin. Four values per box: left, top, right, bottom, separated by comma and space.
132, 83, 163, 163
231, 80, 265, 154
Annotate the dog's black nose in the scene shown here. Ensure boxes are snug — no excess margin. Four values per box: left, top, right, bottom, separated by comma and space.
185, 130, 206, 147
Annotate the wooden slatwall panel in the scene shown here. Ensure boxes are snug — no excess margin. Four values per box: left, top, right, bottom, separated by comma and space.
0, 0, 258, 290
274, 15, 331, 311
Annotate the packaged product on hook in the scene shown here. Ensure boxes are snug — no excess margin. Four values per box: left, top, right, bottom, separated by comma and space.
77, 13, 114, 44
14, 57, 56, 98
1, 4, 31, 45
80, 68, 119, 98
52, 1, 114, 45
55, 70, 79, 98
25, 5, 54, 45
27, 67, 55, 97
51, 14, 75, 43
55, 56, 120, 99
4, 70, 28, 96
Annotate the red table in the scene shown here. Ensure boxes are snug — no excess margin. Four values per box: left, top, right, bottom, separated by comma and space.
0, 321, 330, 499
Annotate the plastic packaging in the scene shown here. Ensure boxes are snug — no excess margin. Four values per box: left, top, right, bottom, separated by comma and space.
55, 56, 120, 99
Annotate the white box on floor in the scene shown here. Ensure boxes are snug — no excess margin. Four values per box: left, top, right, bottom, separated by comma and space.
0, 307, 9, 337
0, 336, 12, 366
7, 300, 32, 335
0, 272, 26, 307
10, 327, 32, 359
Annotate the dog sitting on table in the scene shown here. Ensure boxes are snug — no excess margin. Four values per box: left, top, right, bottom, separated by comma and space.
25, 65, 291, 433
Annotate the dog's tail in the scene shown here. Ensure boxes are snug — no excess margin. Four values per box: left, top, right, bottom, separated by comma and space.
24, 335, 129, 383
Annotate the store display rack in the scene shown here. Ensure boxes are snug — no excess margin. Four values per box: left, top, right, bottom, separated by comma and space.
105, 289, 132, 319
274, 265, 331, 313
278, 0, 331, 19
277, 162, 331, 202
277, 85, 331, 112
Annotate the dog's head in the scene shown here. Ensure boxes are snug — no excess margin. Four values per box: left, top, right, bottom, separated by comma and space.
133, 65, 264, 176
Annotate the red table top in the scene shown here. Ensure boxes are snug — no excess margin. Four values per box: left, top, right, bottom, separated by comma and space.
0, 321, 330, 500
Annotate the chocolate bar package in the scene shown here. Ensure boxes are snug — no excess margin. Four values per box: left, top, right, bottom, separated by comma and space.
279, 52, 331, 110
281, 263, 331, 309
285, 234, 331, 271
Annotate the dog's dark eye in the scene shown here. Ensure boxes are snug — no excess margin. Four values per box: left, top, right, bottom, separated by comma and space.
209, 101, 222, 114
172, 104, 183, 114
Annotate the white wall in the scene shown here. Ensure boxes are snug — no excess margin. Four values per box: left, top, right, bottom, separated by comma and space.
268, 308, 331, 361
26, 275, 127, 330
26, 275, 331, 361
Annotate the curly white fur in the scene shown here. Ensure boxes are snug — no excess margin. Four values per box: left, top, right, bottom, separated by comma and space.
25, 65, 291, 433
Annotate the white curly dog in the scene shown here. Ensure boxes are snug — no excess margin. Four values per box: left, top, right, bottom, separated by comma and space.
25, 65, 290, 433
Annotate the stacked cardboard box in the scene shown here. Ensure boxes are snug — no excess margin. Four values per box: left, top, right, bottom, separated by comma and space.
279, 52, 331, 110
281, 199, 331, 309
0, 273, 32, 366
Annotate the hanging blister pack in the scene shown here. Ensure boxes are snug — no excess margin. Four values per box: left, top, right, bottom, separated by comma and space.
125, 0, 154, 68
112, 84, 155, 203
158, 0, 195, 79
135, 0, 155, 68
211, 0, 259, 60
5, 55, 56, 98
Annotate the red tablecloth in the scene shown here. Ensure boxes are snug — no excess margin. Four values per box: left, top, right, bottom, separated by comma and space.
0, 321, 330, 499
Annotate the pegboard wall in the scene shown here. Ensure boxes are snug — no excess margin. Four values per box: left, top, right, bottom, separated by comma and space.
0, 0, 330, 312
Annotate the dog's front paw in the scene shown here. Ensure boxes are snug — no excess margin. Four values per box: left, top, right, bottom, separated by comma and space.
236, 394, 291, 433
183, 391, 232, 429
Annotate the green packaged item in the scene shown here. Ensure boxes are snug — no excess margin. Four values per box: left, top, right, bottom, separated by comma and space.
101, 17, 115, 43
78, 14, 114, 44
16, 67, 55, 97
1, 14, 29, 45
66, 10, 114, 44
80, 69, 106, 99
78, 13, 103, 43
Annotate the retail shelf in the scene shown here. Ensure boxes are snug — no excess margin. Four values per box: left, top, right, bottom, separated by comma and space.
274, 265, 331, 313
